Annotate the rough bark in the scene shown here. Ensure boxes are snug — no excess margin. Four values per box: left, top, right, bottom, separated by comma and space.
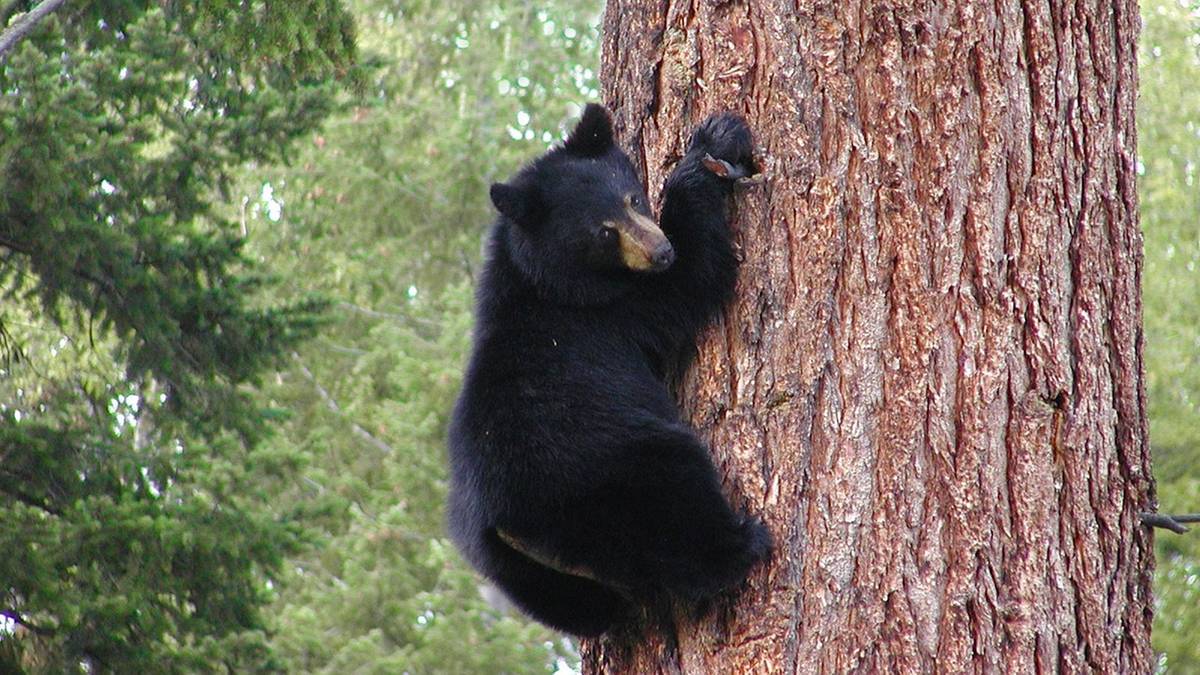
585, 0, 1154, 672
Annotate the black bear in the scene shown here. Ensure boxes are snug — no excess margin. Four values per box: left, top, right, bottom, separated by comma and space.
446, 104, 770, 637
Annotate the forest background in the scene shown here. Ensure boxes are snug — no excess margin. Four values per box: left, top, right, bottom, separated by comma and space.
0, 0, 1197, 672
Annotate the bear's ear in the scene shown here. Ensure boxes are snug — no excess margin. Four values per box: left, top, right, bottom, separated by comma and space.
563, 103, 614, 157
490, 181, 540, 226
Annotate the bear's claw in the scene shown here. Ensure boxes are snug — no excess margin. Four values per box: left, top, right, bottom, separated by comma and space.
701, 153, 751, 180
692, 112, 756, 181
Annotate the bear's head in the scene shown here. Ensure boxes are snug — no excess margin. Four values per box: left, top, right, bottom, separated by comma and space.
489, 104, 673, 304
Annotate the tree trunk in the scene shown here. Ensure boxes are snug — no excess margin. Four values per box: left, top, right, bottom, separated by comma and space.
585, 0, 1155, 672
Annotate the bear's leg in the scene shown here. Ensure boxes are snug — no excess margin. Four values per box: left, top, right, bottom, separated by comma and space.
630, 113, 756, 354
544, 430, 773, 603
481, 529, 635, 637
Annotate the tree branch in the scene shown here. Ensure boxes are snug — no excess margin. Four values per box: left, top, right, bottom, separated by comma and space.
0, 1, 26, 28
0, 609, 56, 636
0, 0, 68, 61
0, 233, 32, 255
290, 351, 395, 455
1140, 512, 1200, 534
336, 301, 440, 331
337, 301, 406, 321
0, 479, 64, 516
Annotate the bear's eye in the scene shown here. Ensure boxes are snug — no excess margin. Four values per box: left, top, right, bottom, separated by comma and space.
626, 193, 642, 208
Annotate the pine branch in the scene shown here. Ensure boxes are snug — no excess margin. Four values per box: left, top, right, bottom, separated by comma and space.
0, 0, 69, 61
291, 351, 395, 455
337, 301, 440, 330
337, 301, 407, 321
0, 1, 25, 27
0, 609, 55, 636
0, 482, 63, 516
0, 233, 32, 255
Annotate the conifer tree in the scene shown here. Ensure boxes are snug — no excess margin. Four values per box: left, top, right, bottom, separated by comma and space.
0, 3, 355, 670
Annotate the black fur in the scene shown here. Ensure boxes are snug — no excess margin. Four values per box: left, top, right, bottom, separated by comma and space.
561, 102, 615, 157
447, 104, 771, 637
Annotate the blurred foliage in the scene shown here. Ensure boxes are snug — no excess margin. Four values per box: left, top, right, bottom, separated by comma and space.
233, 0, 603, 671
1140, 0, 1200, 671
0, 0, 604, 670
0, 1, 356, 671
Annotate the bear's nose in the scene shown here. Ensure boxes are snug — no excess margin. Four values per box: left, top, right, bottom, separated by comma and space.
650, 244, 675, 271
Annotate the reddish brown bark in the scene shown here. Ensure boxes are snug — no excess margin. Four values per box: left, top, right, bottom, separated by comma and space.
585, 0, 1155, 672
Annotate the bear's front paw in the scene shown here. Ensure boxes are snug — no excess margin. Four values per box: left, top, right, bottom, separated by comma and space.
740, 516, 774, 565
690, 113, 755, 180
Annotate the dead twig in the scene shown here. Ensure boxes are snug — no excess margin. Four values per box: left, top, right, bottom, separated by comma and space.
1140, 512, 1200, 534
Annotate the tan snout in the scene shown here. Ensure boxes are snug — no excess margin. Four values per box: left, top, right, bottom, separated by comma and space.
610, 207, 674, 272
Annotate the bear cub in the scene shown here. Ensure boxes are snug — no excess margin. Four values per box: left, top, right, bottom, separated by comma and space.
447, 104, 771, 637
